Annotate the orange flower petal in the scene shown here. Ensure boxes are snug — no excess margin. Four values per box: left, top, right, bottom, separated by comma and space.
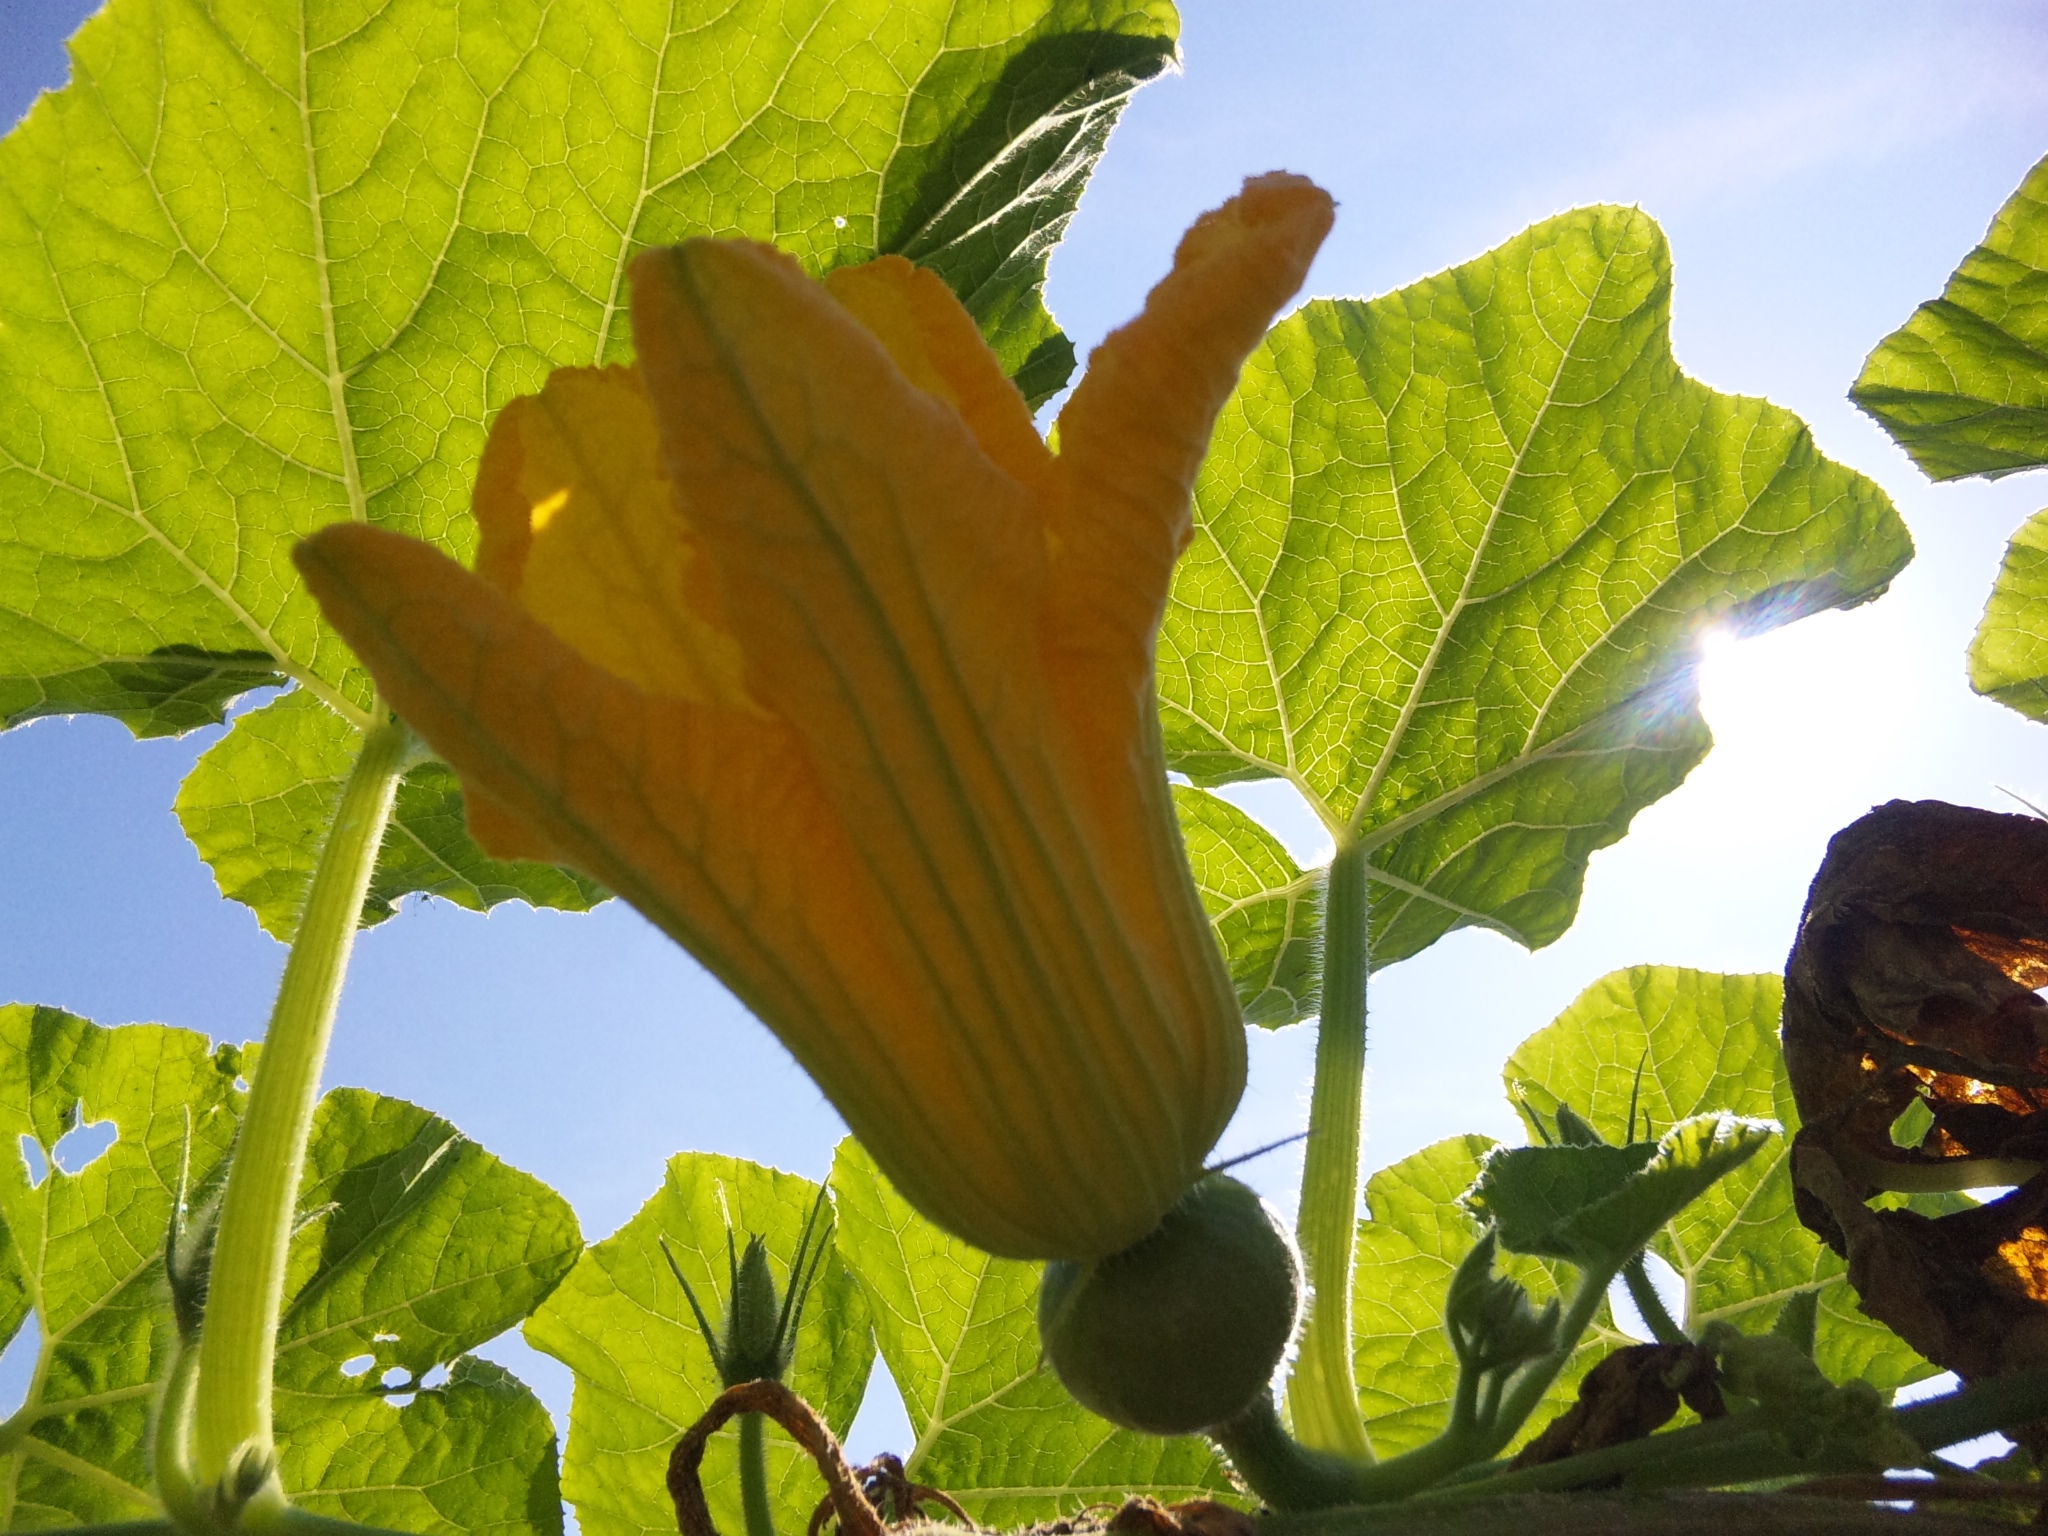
823, 256, 1057, 502
1049, 173, 1335, 697
299, 524, 1084, 1256
472, 365, 755, 711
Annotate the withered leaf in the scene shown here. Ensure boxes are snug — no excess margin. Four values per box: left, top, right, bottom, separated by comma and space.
1785, 799, 2048, 1387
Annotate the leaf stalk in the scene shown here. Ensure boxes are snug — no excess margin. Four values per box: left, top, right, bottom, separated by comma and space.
190, 717, 409, 1486
1286, 837, 1374, 1460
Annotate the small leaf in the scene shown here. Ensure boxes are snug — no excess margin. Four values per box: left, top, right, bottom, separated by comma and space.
829, 1140, 1232, 1525
525, 1155, 873, 1536
1851, 152, 2048, 482
1532, 1112, 1777, 1272
176, 690, 604, 939
1503, 966, 1942, 1395
1174, 786, 1323, 1027
1161, 204, 1910, 970
1349, 1136, 1622, 1458
274, 1089, 582, 1536
1970, 506, 2048, 723
1464, 1139, 1661, 1263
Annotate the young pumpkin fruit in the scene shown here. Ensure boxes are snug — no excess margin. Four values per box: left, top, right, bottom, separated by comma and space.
1038, 1174, 1301, 1436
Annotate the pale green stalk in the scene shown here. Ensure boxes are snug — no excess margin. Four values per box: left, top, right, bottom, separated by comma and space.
1621, 1254, 1686, 1345
153, 1342, 202, 1529
1285, 838, 1373, 1459
192, 719, 409, 1484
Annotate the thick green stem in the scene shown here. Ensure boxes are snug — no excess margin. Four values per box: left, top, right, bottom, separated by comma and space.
192, 720, 409, 1484
1287, 838, 1374, 1460
1211, 1394, 1485, 1512
737, 1412, 776, 1536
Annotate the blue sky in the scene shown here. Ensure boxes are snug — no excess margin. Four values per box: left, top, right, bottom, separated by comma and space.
3, 0, 2048, 1462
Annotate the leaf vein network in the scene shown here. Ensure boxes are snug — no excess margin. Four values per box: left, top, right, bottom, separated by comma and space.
1347, 238, 1626, 840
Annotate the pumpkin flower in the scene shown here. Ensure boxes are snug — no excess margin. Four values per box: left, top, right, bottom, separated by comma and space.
297, 174, 1334, 1261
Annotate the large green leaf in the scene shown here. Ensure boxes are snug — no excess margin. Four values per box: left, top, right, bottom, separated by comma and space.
1174, 786, 1322, 1027
0, 0, 1177, 905
1501, 966, 1940, 1395
1851, 156, 2048, 725
176, 691, 603, 940
1349, 1136, 1625, 1459
0, 1012, 575, 1534
275, 1088, 583, 1536
1162, 205, 1910, 973
524, 1154, 873, 1536
829, 1140, 1231, 1525
1850, 152, 2048, 482
0, 1006, 241, 1528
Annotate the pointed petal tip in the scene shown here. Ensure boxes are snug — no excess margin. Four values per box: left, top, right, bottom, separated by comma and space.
1174, 172, 1335, 290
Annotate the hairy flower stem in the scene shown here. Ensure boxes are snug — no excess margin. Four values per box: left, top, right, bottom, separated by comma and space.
1223, 1262, 1621, 1510
1286, 838, 1374, 1459
1482, 1266, 1615, 1458
738, 1412, 776, 1536
1621, 1255, 1686, 1345
192, 718, 409, 1485
154, 1341, 203, 1529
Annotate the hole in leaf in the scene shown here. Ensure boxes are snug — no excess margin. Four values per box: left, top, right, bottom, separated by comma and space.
372, 1332, 399, 1343
841, 1354, 914, 1464
419, 1362, 450, 1391
0, 1313, 41, 1420
1209, 778, 1333, 868
18, 1137, 47, 1189
338, 1354, 375, 1378
52, 1117, 114, 1173
380, 1366, 411, 1390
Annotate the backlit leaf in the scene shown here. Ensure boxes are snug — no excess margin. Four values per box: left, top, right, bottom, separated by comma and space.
1174, 786, 1322, 1028
275, 1088, 583, 1536
524, 1155, 873, 1536
1851, 153, 2048, 482
1972, 507, 2048, 722
1162, 205, 1910, 970
1502, 966, 1941, 1395
0, 0, 1176, 902
0, 1006, 240, 1529
829, 1140, 1232, 1525
176, 691, 602, 940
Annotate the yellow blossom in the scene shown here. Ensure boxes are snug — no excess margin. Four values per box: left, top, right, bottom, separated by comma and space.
297, 174, 1334, 1260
